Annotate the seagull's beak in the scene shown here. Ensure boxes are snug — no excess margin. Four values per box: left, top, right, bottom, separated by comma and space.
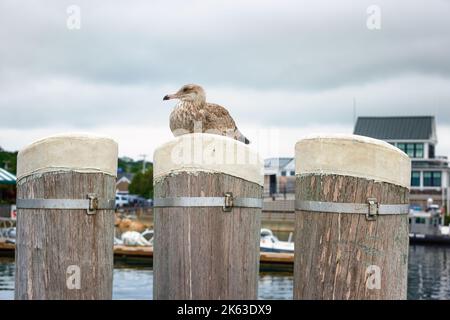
163, 93, 177, 101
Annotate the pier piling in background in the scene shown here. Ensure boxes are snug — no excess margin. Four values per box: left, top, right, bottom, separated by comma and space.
293, 135, 411, 300
153, 133, 263, 299
15, 134, 118, 300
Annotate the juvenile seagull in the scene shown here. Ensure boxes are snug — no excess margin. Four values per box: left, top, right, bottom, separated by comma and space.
163, 84, 250, 144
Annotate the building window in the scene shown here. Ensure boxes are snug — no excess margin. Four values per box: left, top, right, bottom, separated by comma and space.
397, 143, 406, 155
415, 217, 426, 224
423, 171, 442, 187
429, 144, 435, 159
397, 143, 424, 158
290, 171, 295, 176
406, 144, 415, 157
415, 144, 424, 158
411, 171, 421, 187
281, 171, 286, 176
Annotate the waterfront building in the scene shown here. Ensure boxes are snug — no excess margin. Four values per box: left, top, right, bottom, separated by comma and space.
354, 116, 450, 212
264, 157, 295, 199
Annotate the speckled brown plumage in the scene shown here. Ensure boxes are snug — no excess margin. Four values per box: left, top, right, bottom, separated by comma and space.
164, 84, 250, 144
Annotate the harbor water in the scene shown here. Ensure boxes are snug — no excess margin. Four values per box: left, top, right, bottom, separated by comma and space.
1, 245, 450, 300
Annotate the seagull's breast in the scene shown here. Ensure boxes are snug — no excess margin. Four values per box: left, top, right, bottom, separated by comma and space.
170, 102, 198, 134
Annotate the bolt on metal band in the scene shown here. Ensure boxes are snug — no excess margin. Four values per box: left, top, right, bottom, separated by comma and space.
154, 193, 262, 212
295, 198, 409, 221
16, 193, 116, 215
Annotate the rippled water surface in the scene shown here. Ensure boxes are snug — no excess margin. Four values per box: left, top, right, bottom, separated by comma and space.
0, 259, 293, 300
407, 245, 450, 300
1, 245, 450, 300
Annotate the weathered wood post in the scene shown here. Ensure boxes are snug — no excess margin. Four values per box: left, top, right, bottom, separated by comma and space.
15, 134, 118, 300
153, 133, 263, 299
294, 135, 411, 300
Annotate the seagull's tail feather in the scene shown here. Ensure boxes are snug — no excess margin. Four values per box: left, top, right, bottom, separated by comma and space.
235, 129, 250, 145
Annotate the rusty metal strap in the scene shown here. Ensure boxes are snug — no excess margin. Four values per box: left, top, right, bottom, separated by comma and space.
154, 193, 262, 212
16, 194, 115, 215
296, 198, 409, 221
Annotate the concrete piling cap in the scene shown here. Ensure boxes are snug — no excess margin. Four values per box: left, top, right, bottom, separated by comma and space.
17, 133, 118, 181
153, 133, 264, 186
295, 134, 411, 189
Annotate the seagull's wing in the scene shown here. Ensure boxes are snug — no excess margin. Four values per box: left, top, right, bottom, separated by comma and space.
203, 103, 250, 144
202, 103, 237, 131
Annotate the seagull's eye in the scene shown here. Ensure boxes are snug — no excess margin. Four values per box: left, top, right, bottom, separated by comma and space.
183, 88, 189, 92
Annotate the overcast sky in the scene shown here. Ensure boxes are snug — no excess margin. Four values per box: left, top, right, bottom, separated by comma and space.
1, 0, 450, 160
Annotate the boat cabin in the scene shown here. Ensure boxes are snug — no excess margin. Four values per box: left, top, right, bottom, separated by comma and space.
409, 210, 442, 236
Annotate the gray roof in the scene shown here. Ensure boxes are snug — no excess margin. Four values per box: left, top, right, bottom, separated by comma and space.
0, 168, 16, 185
264, 157, 293, 169
117, 172, 134, 182
354, 116, 435, 141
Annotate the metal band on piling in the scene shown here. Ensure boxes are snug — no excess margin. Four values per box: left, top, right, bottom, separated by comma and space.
295, 198, 410, 221
17, 194, 116, 215
154, 193, 263, 212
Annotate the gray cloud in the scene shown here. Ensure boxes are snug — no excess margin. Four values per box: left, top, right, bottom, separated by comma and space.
2, 0, 450, 89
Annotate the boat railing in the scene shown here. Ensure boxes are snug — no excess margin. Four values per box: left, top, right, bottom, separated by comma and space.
0, 217, 15, 228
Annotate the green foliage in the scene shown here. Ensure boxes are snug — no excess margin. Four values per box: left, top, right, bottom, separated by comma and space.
118, 157, 151, 175
0, 185, 16, 204
0, 148, 18, 175
444, 214, 450, 226
129, 166, 154, 199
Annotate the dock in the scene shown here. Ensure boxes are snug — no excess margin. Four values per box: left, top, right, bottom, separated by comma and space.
0, 242, 293, 272
0, 242, 14, 256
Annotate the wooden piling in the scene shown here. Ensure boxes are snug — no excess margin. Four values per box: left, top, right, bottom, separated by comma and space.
15, 134, 118, 300
293, 135, 411, 300
153, 133, 263, 299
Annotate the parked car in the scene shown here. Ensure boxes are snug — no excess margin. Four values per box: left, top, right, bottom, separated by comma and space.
128, 195, 151, 207
115, 194, 129, 208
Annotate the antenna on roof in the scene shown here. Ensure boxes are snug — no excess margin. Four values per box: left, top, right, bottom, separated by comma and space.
139, 154, 148, 174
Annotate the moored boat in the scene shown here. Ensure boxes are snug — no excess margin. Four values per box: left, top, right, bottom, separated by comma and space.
260, 228, 294, 253
409, 208, 450, 244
